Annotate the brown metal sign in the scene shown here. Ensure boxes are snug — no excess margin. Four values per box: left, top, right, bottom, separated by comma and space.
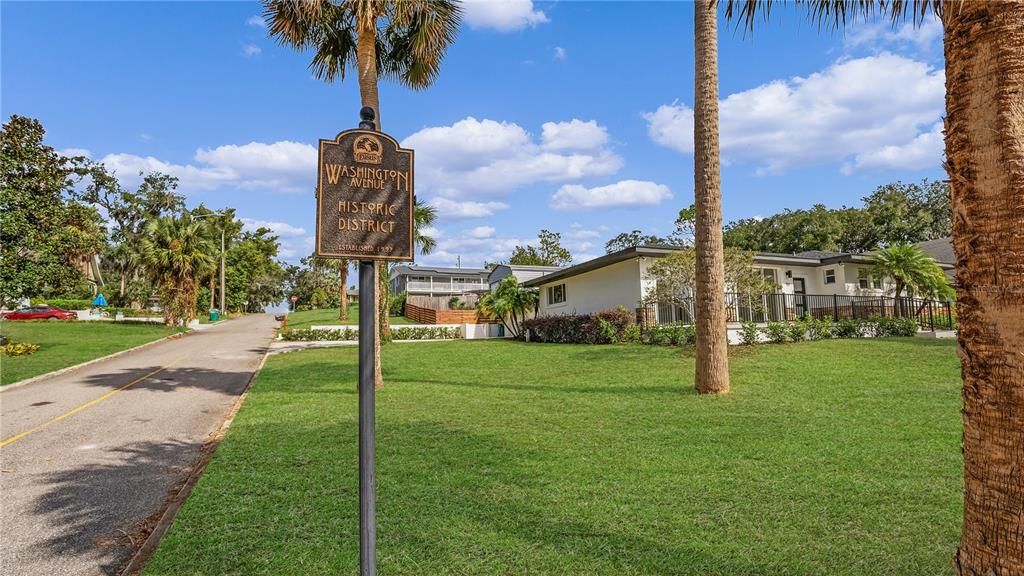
315, 129, 414, 261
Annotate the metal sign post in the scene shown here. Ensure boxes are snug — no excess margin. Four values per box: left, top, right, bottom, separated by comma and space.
314, 107, 414, 576
357, 258, 376, 576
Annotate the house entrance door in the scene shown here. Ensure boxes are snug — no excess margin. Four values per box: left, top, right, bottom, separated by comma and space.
793, 278, 807, 318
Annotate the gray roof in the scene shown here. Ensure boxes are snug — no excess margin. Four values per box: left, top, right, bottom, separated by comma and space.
916, 237, 955, 264
523, 243, 955, 288
390, 265, 489, 278
794, 250, 848, 259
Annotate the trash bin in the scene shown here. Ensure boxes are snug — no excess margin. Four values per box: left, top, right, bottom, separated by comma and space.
209, 309, 219, 322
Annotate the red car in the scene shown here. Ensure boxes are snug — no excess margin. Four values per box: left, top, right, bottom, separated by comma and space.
0, 306, 78, 321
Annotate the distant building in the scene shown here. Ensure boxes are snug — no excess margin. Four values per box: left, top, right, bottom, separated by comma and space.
486, 264, 563, 290
389, 265, 490, 298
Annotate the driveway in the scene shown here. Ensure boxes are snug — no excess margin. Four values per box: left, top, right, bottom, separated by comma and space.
0, 314, 277, 576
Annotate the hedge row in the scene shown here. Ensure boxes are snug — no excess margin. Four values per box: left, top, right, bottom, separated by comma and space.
521, 308, 636, 344
281, 326, 462, 342
742, 315, 920, 345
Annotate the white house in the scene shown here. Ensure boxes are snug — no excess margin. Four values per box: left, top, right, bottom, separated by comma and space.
389, 265, 490, 298
523, 244, 955, 326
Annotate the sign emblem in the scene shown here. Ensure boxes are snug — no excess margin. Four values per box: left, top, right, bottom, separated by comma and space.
353, 134, 383, 164
315, 129, 414, 261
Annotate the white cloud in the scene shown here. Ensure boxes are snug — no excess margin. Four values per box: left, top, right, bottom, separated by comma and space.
551, 180, 673, 211
645, 53, 945, 174
240, 218, 307, 238
462, 0, 548, 32
278, 235, 315, 260
843, 121, 944, 174
419, 231, 525, 269
541, 119, 608, 151
845, 18, 942, 54
246, 15, 266, 29
242, 43, 262, 57
467, 226, 496, 239
430, 197, 510, 219
643, 101, 694, 154
403, 117, 622, 201
58, 147, 92, 159
553, 46, 566, 61
569, 228, 601, 239
97, 140, 317, 194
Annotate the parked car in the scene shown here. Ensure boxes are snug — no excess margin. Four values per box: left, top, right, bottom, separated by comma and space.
0, 306, 77, 321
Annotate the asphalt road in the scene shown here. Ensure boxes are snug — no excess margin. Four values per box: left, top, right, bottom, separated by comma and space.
0, 314, 277, 576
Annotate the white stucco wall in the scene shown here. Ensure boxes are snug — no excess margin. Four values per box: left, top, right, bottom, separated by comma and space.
537, 258, 643, 316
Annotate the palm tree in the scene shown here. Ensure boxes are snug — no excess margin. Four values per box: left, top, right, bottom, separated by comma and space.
140, 214, 216, 326
693, 0, 730, 395
476, 276, 538, 338
870, 243, 954, 313
724, 2, 1024, 572
264, 0, 461, 387
312, 255, 350, 320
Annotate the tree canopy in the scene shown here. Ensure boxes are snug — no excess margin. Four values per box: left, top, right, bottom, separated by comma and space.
509, 230, 572, 267
0, 115, 106, 306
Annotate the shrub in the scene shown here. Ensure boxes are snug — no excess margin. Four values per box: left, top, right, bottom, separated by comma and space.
806, 316, 834, 341
281, 326, 461, 342
390, 326, 462, 340
738, 320, 760, 345
873, 316, 919, 338
834, 318, 863, 338
3, 341, 40, 356
522, 307, 635, 344
621, 324, 642, 344
788, 317, 808, 342
36, 298, 92, 310
644, 323, 696, 347
762, 321, 789, 344
389, 293, 407, 316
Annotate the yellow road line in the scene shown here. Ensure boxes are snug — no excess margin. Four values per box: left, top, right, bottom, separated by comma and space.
0, 354, 188, 448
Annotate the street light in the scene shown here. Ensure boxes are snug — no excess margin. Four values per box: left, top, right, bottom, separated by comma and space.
194, 211, 227, 315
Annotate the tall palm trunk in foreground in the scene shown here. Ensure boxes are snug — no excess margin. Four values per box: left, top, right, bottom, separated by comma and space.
943, 2, 1024, 573
339, 260, 348, 320
693, 0, 730, 394
353, 19, 386, 388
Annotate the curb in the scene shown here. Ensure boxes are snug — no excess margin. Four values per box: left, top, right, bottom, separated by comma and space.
119, 342, 271, 576
1, 330, 191, 391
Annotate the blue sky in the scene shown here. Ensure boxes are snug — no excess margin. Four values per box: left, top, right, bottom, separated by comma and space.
2, 1, 946, 267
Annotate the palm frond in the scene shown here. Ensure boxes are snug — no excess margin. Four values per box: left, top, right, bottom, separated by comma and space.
720, 0, 942, 33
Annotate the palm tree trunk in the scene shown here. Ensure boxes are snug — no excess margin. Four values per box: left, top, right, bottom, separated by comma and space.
944, 2, 1024, 573
355, 15, 385, 389
340, 261, 348, 321
209, 276, 215, 310
693, 0, 730, 395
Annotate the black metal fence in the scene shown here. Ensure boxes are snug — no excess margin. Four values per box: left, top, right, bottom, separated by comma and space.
652, 292, 956, 331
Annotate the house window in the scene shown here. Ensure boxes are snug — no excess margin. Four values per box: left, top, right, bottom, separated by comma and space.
873, 277, 884, 289
858, 269, 871, 289
758, 268, 779, 288
547, 283, 567, 305
824, 269, 836, 285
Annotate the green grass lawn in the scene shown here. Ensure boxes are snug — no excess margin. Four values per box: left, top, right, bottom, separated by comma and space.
0, 321, 185, 385
283, 305, 412, 331
145, 339, 963, 576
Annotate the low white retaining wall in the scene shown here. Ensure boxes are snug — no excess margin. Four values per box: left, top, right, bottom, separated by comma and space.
309, 323, 507, 340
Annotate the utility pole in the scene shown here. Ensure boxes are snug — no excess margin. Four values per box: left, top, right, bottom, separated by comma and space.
220, 227, 226, 313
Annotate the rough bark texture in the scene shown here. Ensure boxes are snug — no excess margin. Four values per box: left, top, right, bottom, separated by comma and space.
693, 0, 730, 395
339, 261, 348, 320
355, 19, 385, 389
943, 2, 1024, 574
